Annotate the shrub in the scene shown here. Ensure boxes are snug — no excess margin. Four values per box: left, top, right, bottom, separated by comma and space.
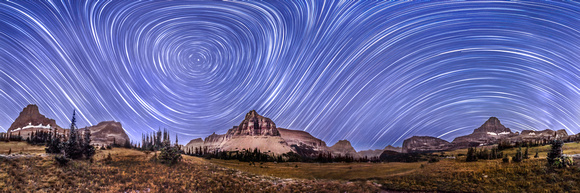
103, 153, 113, 164
428, 157, 439, 163
502, 155, 509, 163
512, 148, 523, 163
157, 144, 182, 165
54, 155, 69, 166
45, 137, 62, 154
534, 150, 539, 158
466, 147, 477, 162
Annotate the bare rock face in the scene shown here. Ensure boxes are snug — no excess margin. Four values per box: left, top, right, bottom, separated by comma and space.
384, 145, 402, 153
473, 117, 511, 134
226, 110, 280, 136
402, 136, 450, 153
184, 110, 293, 154
277, 128, 328, 155
8, 104, 62, 132
359, 145, 402, 158
358, 149, 383, 158
451, 117, 515, 149
86, 121, 130, 146
511, 129, 568, 142
8, 104, 66, 138
329, 140, 359, 158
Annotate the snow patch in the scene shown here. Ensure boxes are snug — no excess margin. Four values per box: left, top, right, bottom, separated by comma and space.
13, 123, 52, 132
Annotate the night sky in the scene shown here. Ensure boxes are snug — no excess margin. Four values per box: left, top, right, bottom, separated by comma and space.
1, 1, 580, 150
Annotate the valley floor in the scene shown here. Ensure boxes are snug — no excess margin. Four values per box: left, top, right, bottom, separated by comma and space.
3, 141, 580, 192
0, 142, 378, 192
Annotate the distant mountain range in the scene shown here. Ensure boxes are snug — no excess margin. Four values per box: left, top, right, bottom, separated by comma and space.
183, 110, 400, 159
402, 117, 578, 153
7, 104, 576, 157
185, 111, 580, 158
5, 104, 130, 146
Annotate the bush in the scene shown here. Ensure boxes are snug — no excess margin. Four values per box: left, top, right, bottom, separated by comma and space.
428, 157, 439, 163
157, 145, 182, 165
466, 147, 477, 162
54, 155, 69, 166
502, 155, 509, 163
512, 148, 523, 163
103, 153, 113, 164
45, 137, 62, 154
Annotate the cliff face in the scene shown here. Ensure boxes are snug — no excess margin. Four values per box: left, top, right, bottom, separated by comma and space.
86, 121, 130, 146
402, 136, 450, 153
329, 140, 359, 158
183, 110, 293, 154
450, 117, 515, 149
8, 104, 62, 133
226, 110, 280, 136
277, 128, 328, 155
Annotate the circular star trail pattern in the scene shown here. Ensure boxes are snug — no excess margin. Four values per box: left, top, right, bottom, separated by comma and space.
1, 1, 580, 150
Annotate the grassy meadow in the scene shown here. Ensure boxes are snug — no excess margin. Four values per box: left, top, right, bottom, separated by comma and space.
2, 141, 580, 192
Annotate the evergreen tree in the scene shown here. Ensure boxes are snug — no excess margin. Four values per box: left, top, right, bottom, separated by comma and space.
547, 140, 564, 166
466, 147, 477, 162
524, 147, 529, 159
64, 110, 83, 159
512, 148, 523, 163
82, 128, 95, 159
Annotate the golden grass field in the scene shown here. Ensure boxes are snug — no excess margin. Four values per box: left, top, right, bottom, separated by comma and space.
2, 142, 580, 192
0, 142, 379, 192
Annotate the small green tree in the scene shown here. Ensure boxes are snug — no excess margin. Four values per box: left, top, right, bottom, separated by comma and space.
512, 148, 523, 163
523, 147, 529, 159
534, 150, 539, 158
466, 147, 477, 162
82, 128, 95, 159
547, 140, 563, 166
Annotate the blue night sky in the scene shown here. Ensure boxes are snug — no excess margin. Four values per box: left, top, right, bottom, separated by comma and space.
1, 1, 580, 150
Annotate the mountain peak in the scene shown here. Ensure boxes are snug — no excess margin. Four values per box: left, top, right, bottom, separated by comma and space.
8, 104, 61, 132
473, 117, 511, 134
245, 110, 263, 120
226, 110, 279, 136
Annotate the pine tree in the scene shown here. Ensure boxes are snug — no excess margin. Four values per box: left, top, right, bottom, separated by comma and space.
82, 128, 95, 159
466, 147, 477, 162
512, 148, 523, 163
547, 140, 564, 166
534, 149, 539, 158
64, 110, 82, 159
524, 147, 529, 159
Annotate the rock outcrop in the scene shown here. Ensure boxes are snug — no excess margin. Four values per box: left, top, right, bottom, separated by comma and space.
8, 104, 129, 146
277, 128, 328, 156
86, 121, 130, 146
384, 145, 403, 153
359, 145, 402, 158
183, 110, 293, 154
358, 149, 383, 158
226, 110, 280, 136
451, 117, 516, 149
8, 104, 63, 134
329, 140, 359, 158
402, 136, 450, 153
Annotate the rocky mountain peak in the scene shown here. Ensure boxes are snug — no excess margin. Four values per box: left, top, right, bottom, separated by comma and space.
245, 110, 262, 120
8, 104, 61, 132
329, 139, 359, 157
227, 110, 280, 136
402, 136, 450, 153
473, 117, 511, 134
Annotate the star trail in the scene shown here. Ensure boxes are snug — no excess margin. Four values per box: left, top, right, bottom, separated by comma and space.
1, 1, 580, 150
